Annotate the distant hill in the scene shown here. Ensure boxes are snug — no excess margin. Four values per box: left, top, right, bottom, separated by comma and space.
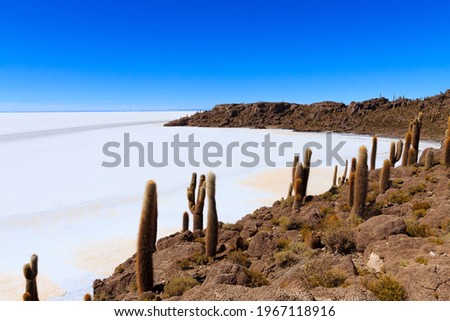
165, 90, 450, 141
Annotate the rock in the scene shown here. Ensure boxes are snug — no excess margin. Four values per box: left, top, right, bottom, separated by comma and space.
203, 261, 248, 286
355, 215, 406, 251
156, 231, 193, 251
367, 252, 383, 273
247, 231, 276, 259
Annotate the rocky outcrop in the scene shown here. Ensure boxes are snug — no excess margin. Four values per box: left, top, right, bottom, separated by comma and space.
165, 90, 450, 140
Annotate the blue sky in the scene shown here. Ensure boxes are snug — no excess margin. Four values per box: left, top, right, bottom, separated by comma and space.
0, 0, 449, 111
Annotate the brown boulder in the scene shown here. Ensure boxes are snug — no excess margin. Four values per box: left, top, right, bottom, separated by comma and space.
355, 215, 406, 251
247, 231, 276, 259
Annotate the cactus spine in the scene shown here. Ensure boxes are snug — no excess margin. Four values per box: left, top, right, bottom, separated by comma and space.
425, 149, 434, 170
401, 132, 412, 166
351, 146, 368, 219
136, 180, 157, 294
22, 254, 39, 301
182, 211, 189, 232
370, 136, 377, 170
443, 137, 450, 167
379, 159, 391, 193
205, 172, 218, 258
348, 157, 357, 207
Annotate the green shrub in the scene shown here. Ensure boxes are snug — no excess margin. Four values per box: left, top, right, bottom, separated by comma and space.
274, 250, 298, 267
244, 269, 269, 287
425, 175, 438, 183
408, 184, 426, 195
227, 250, 251, 268
321, 226, 355, 254
277, 216, 299, 231
364, 274, 407, 301
222, 222, 243, 232
405, 220, 432, 237
298, 263, 347, 289
163, 276, 199, 297
415, 257, 429, 265
387, 190, 411, 204
276, 238, 290, 250
280, 196, 294, 209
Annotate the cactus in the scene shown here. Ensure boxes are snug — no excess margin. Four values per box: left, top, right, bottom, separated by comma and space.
84, 294, 92, 301
379, 159, 391, 193
443, 137, 450, 167
408, 148, 417, 166
292, 163, 303, 210
410, 118, 421, 164
351, 146, 368, 219
425, 149, 434, 170
182, 211, 189, 232
340, 159, 348, 186
332, 165, 338, 187
348, 157, 357, 207
287, 182, 293, 198
291, 155, 299, 187
187, 172, 197, 214
136, 180, 157, 294
401, 132, 412, 166
299, 148, 312, 198
370, 136, 377, 170
193, 183, 206, 230
22, 254, 39, 301
187, 172, 206, 230
389, 140, 403, 167
205, 172, 218, 258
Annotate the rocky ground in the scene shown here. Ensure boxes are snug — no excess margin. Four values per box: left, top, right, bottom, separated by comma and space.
165, 90, 450, 141
93, 146, 450, 301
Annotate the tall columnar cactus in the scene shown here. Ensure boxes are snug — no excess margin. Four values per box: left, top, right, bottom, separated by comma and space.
351, 146, 368, 220
379, 159, 391, 194
136, 180, 157, 294
292, 163, 303, 211
287, 182, 293, 198
401, 132, 412, 166
205, 172, 218, 258
187, 173, 206, 230
341, 159, 348, 185
299, 148, 312, 198
348, 157, 357, 207
187, 172, 197, 214
182, 211, 189, 232
389, 140, 403, 167
22, 254, 39, 301
194, 183, 206, 230
370, 136, 377, 170
291, 155, 299, 189
443, 137, 450, 167
332, 165, 338, 187
410, 118, 421, 164
408, 148, 418, 166
425, 149, 434, 170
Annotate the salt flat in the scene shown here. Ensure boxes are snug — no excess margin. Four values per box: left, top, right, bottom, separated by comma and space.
0, 112, 439, 300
